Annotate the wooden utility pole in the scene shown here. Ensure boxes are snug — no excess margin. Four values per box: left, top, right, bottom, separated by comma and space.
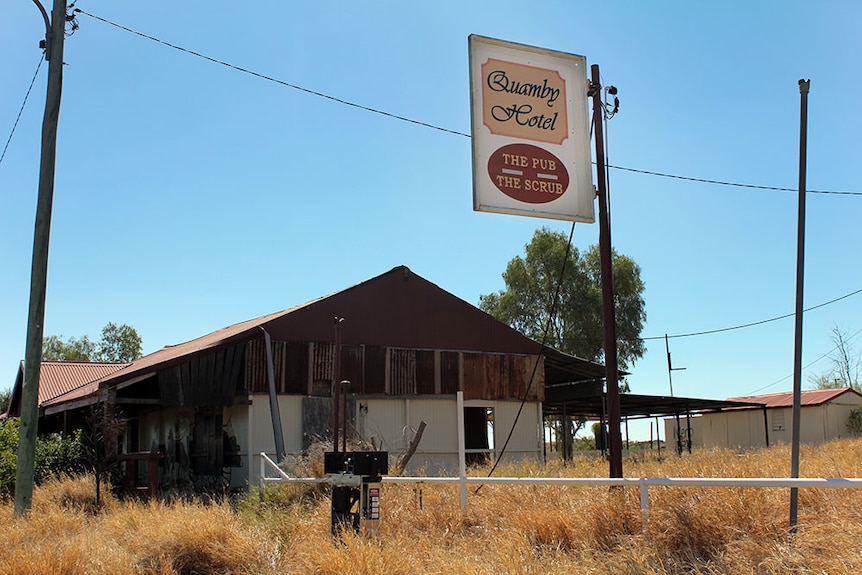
590, 64, 623, 478
15, 0, 67, 516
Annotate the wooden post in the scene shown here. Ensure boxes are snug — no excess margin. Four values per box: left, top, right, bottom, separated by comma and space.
15, 0, 67, 516
590, 64, 623, 478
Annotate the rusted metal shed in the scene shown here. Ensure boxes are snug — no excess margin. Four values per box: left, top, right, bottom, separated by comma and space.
13, 266, 605, 493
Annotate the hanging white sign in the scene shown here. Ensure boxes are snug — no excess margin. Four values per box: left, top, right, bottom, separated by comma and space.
469, 35, 594, 222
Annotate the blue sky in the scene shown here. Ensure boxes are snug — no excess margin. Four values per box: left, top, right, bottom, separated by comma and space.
2, 2, 861, 439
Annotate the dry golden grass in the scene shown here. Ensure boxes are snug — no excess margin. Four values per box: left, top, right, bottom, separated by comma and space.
3, 439, 862, 574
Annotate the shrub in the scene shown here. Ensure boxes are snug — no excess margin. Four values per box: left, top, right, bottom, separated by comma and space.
848, 405, 862, 436
0, 418, 86, 498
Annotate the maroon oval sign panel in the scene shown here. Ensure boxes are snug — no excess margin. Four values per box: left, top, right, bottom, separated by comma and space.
487, 143, 570, 204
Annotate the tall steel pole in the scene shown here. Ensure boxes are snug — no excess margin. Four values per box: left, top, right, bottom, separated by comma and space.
789, 78, 810, 529
15, 0, 67, 516
590, 64, 622, 478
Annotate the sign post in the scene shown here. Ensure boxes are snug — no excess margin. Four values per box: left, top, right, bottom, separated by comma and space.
469, 36, 622, 478
589, 64, 622, 478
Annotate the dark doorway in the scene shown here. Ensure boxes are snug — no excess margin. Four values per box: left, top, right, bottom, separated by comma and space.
464, 406, 493, 466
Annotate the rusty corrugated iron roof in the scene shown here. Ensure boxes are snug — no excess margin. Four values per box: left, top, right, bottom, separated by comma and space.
729, 387, 862, 408
64, 266, 589, 390
38, 361, 130, 403
37, 266, 606, 411
41, 305, 320, 408
6, 360, 129, 416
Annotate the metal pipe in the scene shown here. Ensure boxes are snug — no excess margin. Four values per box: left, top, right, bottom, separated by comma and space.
790, 79, 810, 529
340, 380, 350, 452
333, 318, 344, 452
262, 328, 286, 463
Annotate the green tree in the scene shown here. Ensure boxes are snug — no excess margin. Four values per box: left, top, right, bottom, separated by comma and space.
42, 322, 142, 363
0, 388, 11, 415
97, 322, 142, 363
808, 326, 861, 392
42, 334, 96, 361
479, 227, 646, 372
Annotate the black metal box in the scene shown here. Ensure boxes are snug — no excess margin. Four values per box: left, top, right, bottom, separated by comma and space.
324, 451, 389, 477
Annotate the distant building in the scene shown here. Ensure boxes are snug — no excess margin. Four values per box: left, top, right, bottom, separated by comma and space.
665, 387, 862, 449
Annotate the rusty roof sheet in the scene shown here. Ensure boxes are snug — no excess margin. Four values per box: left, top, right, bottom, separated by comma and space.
38, 310, 296, 408
729, 387, 862, 408
9, 360, 129, 413
71, 267, 587, 387
40, 266, 607, 409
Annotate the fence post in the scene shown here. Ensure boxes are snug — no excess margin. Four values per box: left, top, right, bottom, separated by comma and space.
457, 391, 467, 511
639, 478, 650, 530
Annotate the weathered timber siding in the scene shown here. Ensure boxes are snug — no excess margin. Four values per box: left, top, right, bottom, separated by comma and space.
462, 353, 543, 402
158, 343, 244, 407
245, 340, 541, 401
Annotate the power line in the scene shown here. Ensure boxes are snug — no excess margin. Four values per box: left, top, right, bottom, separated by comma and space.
479, 221, 578, 485
69, 10, 862, 355
606, 164, 862, 197
74, 9, 862, 198
641, 287, 862, 342
745, 325, 862, 395
0, 56, 44, 167
74, 9, 467, 138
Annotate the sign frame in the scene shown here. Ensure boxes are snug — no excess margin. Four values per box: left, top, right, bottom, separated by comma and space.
469, 35, 594, 223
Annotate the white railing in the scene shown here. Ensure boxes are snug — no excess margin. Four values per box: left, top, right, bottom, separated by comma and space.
259, 452, 329, 485
259, 452, 862, 518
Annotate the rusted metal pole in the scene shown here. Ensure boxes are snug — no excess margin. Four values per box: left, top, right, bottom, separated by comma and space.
341, 379, 349, 452
333, 318, 344, 453
590, 64, 623, 478
790, 78, 810, 529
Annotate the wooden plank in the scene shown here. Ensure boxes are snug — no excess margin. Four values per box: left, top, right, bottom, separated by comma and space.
440, 351, 459, 395
416, 350, 435, 395
364, 346, 386, 394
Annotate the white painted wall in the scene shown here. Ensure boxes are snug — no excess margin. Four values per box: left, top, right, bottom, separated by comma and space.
355, 397, 541, 475
668, 401, 858, 449
247, 394, 303, 488
144, 394, 544, 489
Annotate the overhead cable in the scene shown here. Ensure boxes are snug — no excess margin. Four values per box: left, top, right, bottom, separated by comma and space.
0, 56, 44, 167
74, 9, 861, 197
73, 9, 467, 138
642, 286, 862, 342
745, 325, 862, 395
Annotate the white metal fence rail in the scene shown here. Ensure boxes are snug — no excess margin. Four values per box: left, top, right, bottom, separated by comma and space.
259, 452, 862, 517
